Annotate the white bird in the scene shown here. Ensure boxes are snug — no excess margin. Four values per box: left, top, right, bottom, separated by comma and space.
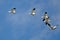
42, 12, 56, 30
8, 8, 16, 14
31, 8, 36, 16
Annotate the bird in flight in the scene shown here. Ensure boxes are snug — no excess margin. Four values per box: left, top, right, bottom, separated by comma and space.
31, 8, 36, 16
42, 12, 56, 30
8, 8, 16, 14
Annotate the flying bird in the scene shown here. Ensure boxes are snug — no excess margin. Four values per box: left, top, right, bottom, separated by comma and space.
8, 8, 16, 14
31, 8, 36, 16
42, 12, 56, 30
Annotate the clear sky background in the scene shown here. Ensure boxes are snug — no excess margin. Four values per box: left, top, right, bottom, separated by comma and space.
0, 0, 60, 40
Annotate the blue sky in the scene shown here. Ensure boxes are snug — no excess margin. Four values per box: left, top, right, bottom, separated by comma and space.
0, 0, 60, 40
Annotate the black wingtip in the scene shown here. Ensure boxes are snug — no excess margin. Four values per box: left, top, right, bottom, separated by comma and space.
33, 8, 35, 10
13, 8, 16, 9
45, 12, 47, 14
